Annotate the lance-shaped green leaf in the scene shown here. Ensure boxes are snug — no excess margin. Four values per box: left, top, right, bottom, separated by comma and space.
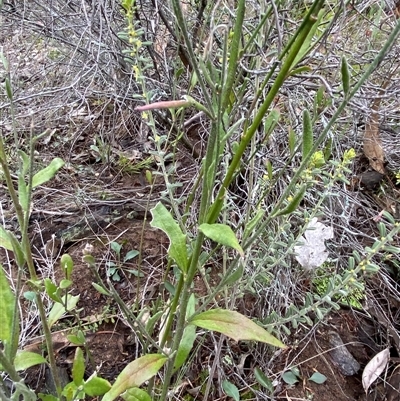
222, 380, 240, 401
243, 209, 265, 241
18, 150, 30, 176
190, 309, 286, 348
7, 231, 25, 267
174, 294, 196, 371
272, 184, 306, 217
102, 354, 167, 401
199, 224, 243, 256
302, 109, 313, 161
32, 158, 65, 188
5, 77, 13, 100
288, 128, 296, 157
262, 109, 280, 144
341, 56, 350, 96
254, 367, 274, 393
18, 174, 29, 213
72, 348, 85, 386
223, 265, 244, 286
150, 202, 188, 272
0, 264, 15, 350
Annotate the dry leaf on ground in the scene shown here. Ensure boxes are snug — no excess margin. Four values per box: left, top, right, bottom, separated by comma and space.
362, 348, 390, 394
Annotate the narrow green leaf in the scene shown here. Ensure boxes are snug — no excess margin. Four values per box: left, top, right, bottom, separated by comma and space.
102, 354, 167, 401
262, 109, 280, 144
72, 348, 85, 385
47, 294, 80, 328
309, 372, 327, 384
0, 265, 15, 347
302, 109, 313, 161
314, 85, 326, 116
5, 78, 13, 100
243, 209, 265, 240
190, 309, 286, 348
150, 202, 188, 272
84, 376, 111, 396
145, 311, 164, 336
8, 232, 25, 268
12, 351, 47, 371
18, 175, 28, 213
341, 56, 350, 95
223, 265, 244, 286
121, 387, 151, 401
288, 128, 296, 157
199, 223, 243, 256
32, 158, 65, 188
174, 294, 197, 371
323, 137, 332, 161
272, 184, 306, 217
18, 150, 30, 176
222, 380, 240, 401
289, 66, 312, 76
254, 367, 274, 393
92, 282, 111, 296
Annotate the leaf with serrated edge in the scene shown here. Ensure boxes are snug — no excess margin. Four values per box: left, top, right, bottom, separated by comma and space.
150, 202, 188, 272
102, 354, 167, 401
32, 158, 65, 188
190, 309, 285, 348
362, 348, 389, 394
254, 367, 274, 392
222, 380, 240, 401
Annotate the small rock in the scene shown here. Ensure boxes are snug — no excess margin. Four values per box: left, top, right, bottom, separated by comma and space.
328, 331, 360, 376
360, 171, 384, 191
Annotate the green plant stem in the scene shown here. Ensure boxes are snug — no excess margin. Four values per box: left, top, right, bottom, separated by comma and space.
0, 350, 22, 383
206, 0, 325, 224
220, 0, 246, 113
0, 135, 63, 398
171, 0, 213, 114
159, 3, 325, 398
244, 16, 400, 249
159, 231, 205, 400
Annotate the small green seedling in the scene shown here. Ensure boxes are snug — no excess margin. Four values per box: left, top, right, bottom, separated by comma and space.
282, 367, 327, 386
